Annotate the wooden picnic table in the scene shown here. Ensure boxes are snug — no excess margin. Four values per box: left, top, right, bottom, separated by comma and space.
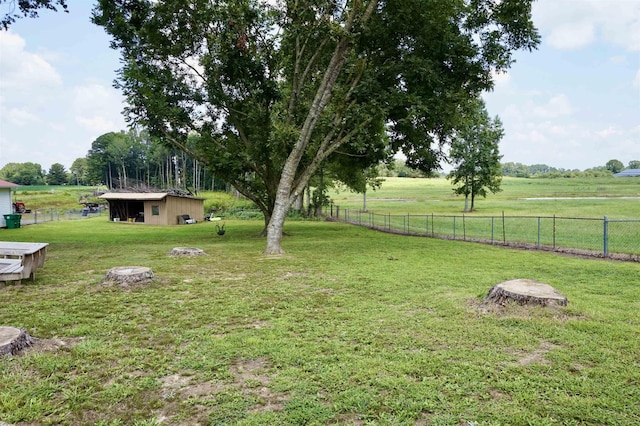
0, 242, 48, 284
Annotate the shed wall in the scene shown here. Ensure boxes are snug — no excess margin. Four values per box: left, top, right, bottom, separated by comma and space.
143, 200, 168, 225
165, 196, 205, 224
0, 189, 11, 227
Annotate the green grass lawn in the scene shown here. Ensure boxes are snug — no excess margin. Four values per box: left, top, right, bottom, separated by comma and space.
1, 218, 639, 425
330, 176, 640, 218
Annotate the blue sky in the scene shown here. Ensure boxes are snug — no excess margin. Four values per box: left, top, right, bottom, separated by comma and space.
0, 0, 638, 174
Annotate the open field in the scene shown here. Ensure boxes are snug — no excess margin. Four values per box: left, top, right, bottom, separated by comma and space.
328, 177, 640, 218
1, 217, 639, 425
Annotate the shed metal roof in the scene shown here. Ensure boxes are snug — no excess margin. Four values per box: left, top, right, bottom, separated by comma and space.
99, 192, 205, 201
613, 169, 640, 177
0, 179, 19, 188
99, 193, 169, 201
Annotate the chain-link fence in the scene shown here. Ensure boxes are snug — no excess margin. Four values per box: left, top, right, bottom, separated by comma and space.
18, 208, 108, 225
326, 205, 639, 260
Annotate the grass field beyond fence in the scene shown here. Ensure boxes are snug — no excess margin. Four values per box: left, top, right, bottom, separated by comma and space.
1, 217, 639, 425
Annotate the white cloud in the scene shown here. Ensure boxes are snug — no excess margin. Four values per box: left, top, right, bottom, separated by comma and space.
72, 83, 126, 133
533, 0, 640, 51
608, 55, 626, 64
491, 70, 510, 89
532, 94, 573, 118
76, 116, 117, 134
0, 31, 62, 92
5, 107, 39, 126
596, 126, 618, 138
546, 20, 595, 50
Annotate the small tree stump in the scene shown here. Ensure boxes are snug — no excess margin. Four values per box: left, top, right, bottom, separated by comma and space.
169, 247, 206, 256
484, 279, 568, 307
106, 266, 154, 284
0, 326, 34, 356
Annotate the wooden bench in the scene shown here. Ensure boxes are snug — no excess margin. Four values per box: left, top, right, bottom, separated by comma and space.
0, 259, 24, 284
0, 242, 48, 284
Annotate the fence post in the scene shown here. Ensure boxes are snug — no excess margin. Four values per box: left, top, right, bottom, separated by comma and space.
431, 213, 435, 236
453, 216, 457, 240
463, 214, 466, 241
51, 208, 54, 222
537, 217, 541, 248
426, 215, 429, 236
491, 216, 494, 244
553, 214, 556, 248
502, 211, 506, 243
407, 213, 410, 234
603, 216, 608, 256
388, 213, 391, 231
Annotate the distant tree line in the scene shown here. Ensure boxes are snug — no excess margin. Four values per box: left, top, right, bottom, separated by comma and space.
0, 129, 226, 191
500, 160, 640, 178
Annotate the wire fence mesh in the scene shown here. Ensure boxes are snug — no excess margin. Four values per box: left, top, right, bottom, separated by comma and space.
326, 205, 639, 261
17, 208, 108, 225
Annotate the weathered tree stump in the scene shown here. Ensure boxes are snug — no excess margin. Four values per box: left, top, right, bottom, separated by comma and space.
169, 247, 206, 256
106, 266, 154, 284
484, 279, 568, 307
0, 326, 34, 356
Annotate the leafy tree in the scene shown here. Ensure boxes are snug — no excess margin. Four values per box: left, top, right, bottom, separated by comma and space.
0, 162, 45, 185
501, 162, 529, 178
1, 0, 68, 29
447, 99, 504, 212
94, 0, 540, 254
70, 157, 88, 185
46, 163, 68, 185
605, 159, 624, 174
627, 160, 640, 169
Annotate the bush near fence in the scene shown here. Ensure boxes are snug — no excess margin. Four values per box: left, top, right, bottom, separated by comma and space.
326, 204, 639, 261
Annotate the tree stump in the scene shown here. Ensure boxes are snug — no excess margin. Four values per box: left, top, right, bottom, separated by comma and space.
169, 247, 206, 256
0, 326, 34, 356
484, 279, 568, 307
105, 266, 154, 284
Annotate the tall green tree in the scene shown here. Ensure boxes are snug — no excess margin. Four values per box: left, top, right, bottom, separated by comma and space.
0, 162, 45, 185
46, 163, 68, 185
447, 99, 504, 212
94, 0, 539, 254
605, 159, 624, 174
627, 160, 640, 169
1, 0, 68, 29
70, 158, 88, 186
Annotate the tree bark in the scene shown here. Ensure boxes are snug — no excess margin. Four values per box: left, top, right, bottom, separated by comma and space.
0, 326, 34, 356
169, 247, 206, 256
483, 279, 568, 307
106, 266, 154, 284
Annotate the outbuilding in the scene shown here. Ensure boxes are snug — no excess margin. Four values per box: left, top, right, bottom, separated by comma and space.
0, 179, 20, 228
99, 192, 205, 225
613, 169, 640, 177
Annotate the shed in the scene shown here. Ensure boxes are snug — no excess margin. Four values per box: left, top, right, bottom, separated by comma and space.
99, 192, 205, 225
0, 179, 19, 228
613, 169, 640, 177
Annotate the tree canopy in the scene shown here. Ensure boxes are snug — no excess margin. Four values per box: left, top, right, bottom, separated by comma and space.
93, 0, 540, 253
0, 162, 45, 185
0, 0, 68, 29
447, 99, 503, 212
46, 163, 68, 185
606, 159, 624, 174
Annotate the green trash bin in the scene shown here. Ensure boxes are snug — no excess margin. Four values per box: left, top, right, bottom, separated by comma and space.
3, 214, 22, 229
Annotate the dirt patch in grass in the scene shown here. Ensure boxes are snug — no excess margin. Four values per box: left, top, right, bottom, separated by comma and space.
515, 341, 561, 366
17, 336, 84, 355
158, 357, 288, 423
